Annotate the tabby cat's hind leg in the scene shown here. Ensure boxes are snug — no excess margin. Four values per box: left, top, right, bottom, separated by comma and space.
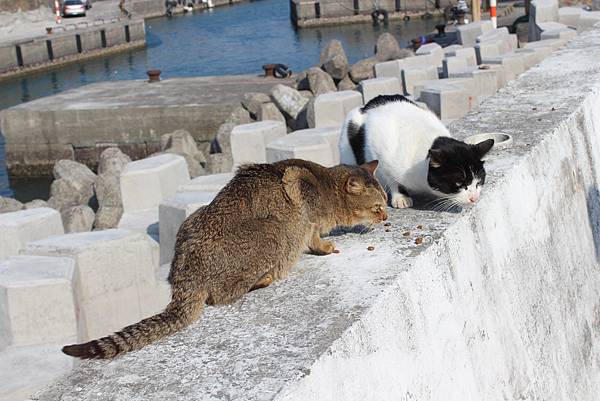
250, 273, 273, 292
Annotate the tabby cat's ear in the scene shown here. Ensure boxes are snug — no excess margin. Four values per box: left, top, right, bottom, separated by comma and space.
346, 176, 364, 194
428, 149, 445, 168
360, 160, 379, 175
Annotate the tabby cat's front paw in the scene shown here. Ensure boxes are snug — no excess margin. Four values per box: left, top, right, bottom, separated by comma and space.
391, 193, 413, 209
310, 240, 335, 255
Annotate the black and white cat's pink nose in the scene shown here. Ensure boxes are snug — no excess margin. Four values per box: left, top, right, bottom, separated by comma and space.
468, 193, 480, 203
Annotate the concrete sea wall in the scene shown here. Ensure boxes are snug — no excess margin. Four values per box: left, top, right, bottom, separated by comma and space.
290, 0, 451, 27
0, 18, 146, 78
29, 23, 600, 401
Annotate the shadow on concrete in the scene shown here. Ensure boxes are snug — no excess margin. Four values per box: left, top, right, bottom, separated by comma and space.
586, 186, 600, 263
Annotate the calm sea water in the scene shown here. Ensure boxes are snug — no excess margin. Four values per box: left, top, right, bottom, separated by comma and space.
0, 0, 442, 110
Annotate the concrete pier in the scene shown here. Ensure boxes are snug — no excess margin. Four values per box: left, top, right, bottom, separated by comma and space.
28, 23, 600, 401
0, 74, 293, 176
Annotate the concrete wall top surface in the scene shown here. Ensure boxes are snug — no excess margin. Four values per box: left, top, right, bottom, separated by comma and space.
32, 24, 600, 401
2, 75, 294, 112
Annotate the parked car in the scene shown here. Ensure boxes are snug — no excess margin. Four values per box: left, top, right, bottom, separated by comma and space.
62, 0, 87, 17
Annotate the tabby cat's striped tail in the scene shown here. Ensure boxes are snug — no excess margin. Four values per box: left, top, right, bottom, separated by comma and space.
62, 290, 208, 359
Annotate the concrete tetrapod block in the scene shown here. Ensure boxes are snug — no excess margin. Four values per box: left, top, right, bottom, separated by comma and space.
419, 85, 474, 121
230, 120, 287, 166
523, 38, 564, 51
374, 55, 434, 79
178, 172, 234, 193
0, 208, 64, 261
120, 154, 190, 213
529, 0, 560, 41
456, 20, 494, 46
281, 126, 342, 164
23, 229, 165, 341
0, 342, 75, 401
475, 41, 502, 65
0, 256, 77, 350
481, 52, 526, 82
415, 43, 444, 67
442, 57, 469, 78
159, 191, 217, 265
514, 46, 553, 66
313, 91, 363, 128
266, 131, 336, 167
448, 67, 499, 99
537, 22, 577, 41
117, 209, 159, 242
401, 65, 438, 96
358, 77, 402, 103
558, 7, 584, 28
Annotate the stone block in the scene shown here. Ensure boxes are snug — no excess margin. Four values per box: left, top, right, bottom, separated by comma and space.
540, 27, 577, 41
558, 7, 584, 28
230, 121, 287, 166
120, 154, 190, 213
127, 19, 145, 42
529, 0, 560, 41
415, 43, 444, 67
401, 66, 439, 96
18, 40, 48, 66
103, 23, 127, 47
118, 209, 159, 242
442, 57, 469, 78
523, 38, 564, 51
453, 47, 478, 66
374, 55, 433, 79
178, 172, 234, 193
477, 29, 512, 54
513, 48, 541, 69
448, 67, 499, 99
481, 52, 526, 82
266, 133, 336, 167
443, 44, 463, 56
457, 20, 494, 46
78, 29, 103, 51
475, 41, 502, 65
49, 34, 78, 59
0, 44, 18, 71
515, 46, 552, 66
419, 85, 473, 121
159, 191, 217, 264
358, 77, 402, 103
0, 208, 64, 261
313, 91, 363, 128
23, 229, 162, 341
0, 256, 76, 349
0, 342, 75, 401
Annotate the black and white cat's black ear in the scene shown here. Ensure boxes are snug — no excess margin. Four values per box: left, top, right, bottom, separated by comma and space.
360, 160, 379, 175
474, 139, 495, 159
428, 149, 445, 168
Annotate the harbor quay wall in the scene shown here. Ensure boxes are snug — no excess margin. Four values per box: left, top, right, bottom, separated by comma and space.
0, 18, 146, 77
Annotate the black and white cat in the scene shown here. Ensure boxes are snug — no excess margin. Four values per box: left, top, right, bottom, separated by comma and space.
339, 95, 494, 209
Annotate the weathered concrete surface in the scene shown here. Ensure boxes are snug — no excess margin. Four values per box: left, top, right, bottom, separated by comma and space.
33, 26, 600, 401
0, 75, 293, 176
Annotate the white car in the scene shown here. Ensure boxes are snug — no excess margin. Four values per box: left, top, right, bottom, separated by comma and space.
62, 0, 87, 17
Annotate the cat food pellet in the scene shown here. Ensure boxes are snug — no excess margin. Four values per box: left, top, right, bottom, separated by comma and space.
367, 246, 375, 251
415, 237, 423, 245
384, 222, 391, 226
332, 249, 340, 254
417, 225, 423, 229
402, 231, 410, 237
385, 229, 390, 232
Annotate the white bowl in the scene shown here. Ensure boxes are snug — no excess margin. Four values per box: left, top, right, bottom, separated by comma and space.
463, 132, 513, 150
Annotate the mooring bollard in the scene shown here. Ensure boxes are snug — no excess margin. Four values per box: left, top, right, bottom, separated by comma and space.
147, 69, 161, 82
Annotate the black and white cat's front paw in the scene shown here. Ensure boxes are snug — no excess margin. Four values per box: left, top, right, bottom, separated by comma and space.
391, 193, 413, 209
